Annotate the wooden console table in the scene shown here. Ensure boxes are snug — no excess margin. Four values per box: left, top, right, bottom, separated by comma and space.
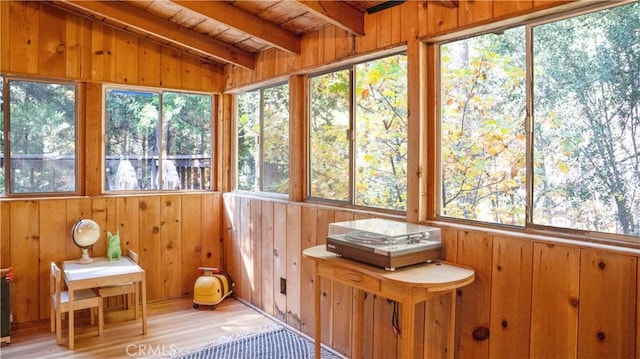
303, 245, 474, 359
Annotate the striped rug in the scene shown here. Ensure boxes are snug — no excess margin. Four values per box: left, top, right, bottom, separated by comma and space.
171, 326, 343, 359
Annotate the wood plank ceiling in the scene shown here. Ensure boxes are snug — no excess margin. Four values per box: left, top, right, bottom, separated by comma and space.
51, 0, 406, 70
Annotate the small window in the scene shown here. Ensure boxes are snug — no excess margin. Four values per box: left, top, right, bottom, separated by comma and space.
236, 83, 290, 194
104, 88, 213, 192
309, 53, 408, 211
2, 78, 78, 195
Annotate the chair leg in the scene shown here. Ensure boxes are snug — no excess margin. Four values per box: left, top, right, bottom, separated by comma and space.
50, 305, 55, 333
56, 311, 62, 345
90, 307, 95, 325
98, 301, 104, 336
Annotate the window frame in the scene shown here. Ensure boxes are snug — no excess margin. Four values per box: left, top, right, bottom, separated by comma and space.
234, 81, 290, 196
1, 75, 81, 197
102, 84, 214, 194
435, 0, 640, 244
306, 50, 409, 213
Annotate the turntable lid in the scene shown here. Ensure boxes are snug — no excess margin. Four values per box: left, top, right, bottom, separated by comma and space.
330, 218, 438, 239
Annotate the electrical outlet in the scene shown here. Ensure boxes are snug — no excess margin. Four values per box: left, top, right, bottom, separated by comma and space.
280, 277, 287, 295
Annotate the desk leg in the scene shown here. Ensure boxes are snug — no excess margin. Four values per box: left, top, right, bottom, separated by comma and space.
314, 263, 321, 359
399, 291, 416, 359
447, 290, 457, 359
68, 287, 75, 350
141, 272, 147, 335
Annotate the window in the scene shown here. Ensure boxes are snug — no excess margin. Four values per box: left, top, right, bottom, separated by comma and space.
1, 78, 78, 195
309, 53, 408, 211
104, 88, 212, 192
236, 83, 290, 194
439, 2, 640, 239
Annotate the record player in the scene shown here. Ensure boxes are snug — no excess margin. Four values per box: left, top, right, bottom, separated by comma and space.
326, 218, 442, 271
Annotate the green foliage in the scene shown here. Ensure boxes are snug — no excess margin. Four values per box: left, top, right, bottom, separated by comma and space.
237, 90, 259, 191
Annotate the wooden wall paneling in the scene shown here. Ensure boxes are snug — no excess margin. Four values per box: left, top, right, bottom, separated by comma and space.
334, 27, 354, 60
115, 31, 139, 84
216, 94, 233, 193
261, 48, 276, 81
66, 198, 92, 259
161, 195, 183, 299
222, 193, 239, 299
38, 200, 68, 319
84, 82, 102, 197
356, 12, 378, 54
138, 38, 161, 88
90, 22, 117, 82
331, 211, 354, 357
316, 208, 335, 345
273, 202, 288, 321
275, 49, 289, 78
286, 204, 302, 330
261, 200, 275, 316
377, 7, 393, 49
389, 5, 402, 46
530, 242, 580, 358
160, 47, 182, 89
458, 0, 493, 28
180, 195, 202, 297
0, 1, 9, 72
91, 197, 117, 257
289, 75, 307, 202
238, 196, 251, 300
533, 0, 572, 11
400, 1, 419, 43
288, 47, 303, 74
372, 295, 398, 359
139, 196, 162, 301
302, 30, 320, 70
456, 230, 492, 359
577, 249, 636, 358
0, 202, 8, 268
115, 197, 140, 256
38, 4, 66, 78
180, 54, 202, 91
9, 1, 39, 74
321, 25, 336, 64
300, 205, 318, 336
250, 199, 263, 308
488, 236, 533, 359
201, 193, 222, 269
493, 1, 534, 19
201, 62, 222, 93
423, 1, 459, 37
10, 201, 40, 323
64, 12, 92, 79
405, 30, 426, 224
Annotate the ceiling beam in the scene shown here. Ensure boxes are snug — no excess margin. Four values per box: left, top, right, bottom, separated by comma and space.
292, 1, 364, 36
57, 0, 255, 69
173, 1, 301, 55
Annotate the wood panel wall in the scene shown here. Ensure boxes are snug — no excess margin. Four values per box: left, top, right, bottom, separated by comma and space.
224, 193, 639, 359
0, 1, 226, 327
0, 1, 223, 92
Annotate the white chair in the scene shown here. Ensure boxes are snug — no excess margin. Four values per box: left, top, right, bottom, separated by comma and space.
50, 261, 103, 345
98, 249, 139, 318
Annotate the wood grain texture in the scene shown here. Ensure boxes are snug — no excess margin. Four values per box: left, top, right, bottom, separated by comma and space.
530, 243, 580, 358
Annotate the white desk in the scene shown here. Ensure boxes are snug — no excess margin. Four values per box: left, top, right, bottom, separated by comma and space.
62, 257, 147, 349
303, 245, 475, 359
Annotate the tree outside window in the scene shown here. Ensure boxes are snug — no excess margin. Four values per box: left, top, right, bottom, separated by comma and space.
104, 88, 212, 192
236, 83, 290, 194
440, 2, 640, 239
309, 53, 408, 211
2, 79, 77, 195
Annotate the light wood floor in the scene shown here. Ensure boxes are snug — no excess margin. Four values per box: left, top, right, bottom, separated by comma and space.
0, 297, 279, 358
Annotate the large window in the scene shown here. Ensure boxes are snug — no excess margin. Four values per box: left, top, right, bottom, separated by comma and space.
309, 53, 408, 211
105, 88, 212, 192
1, 78, 78, 195
440, 1, 640, 239
236, 83, 290, 194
